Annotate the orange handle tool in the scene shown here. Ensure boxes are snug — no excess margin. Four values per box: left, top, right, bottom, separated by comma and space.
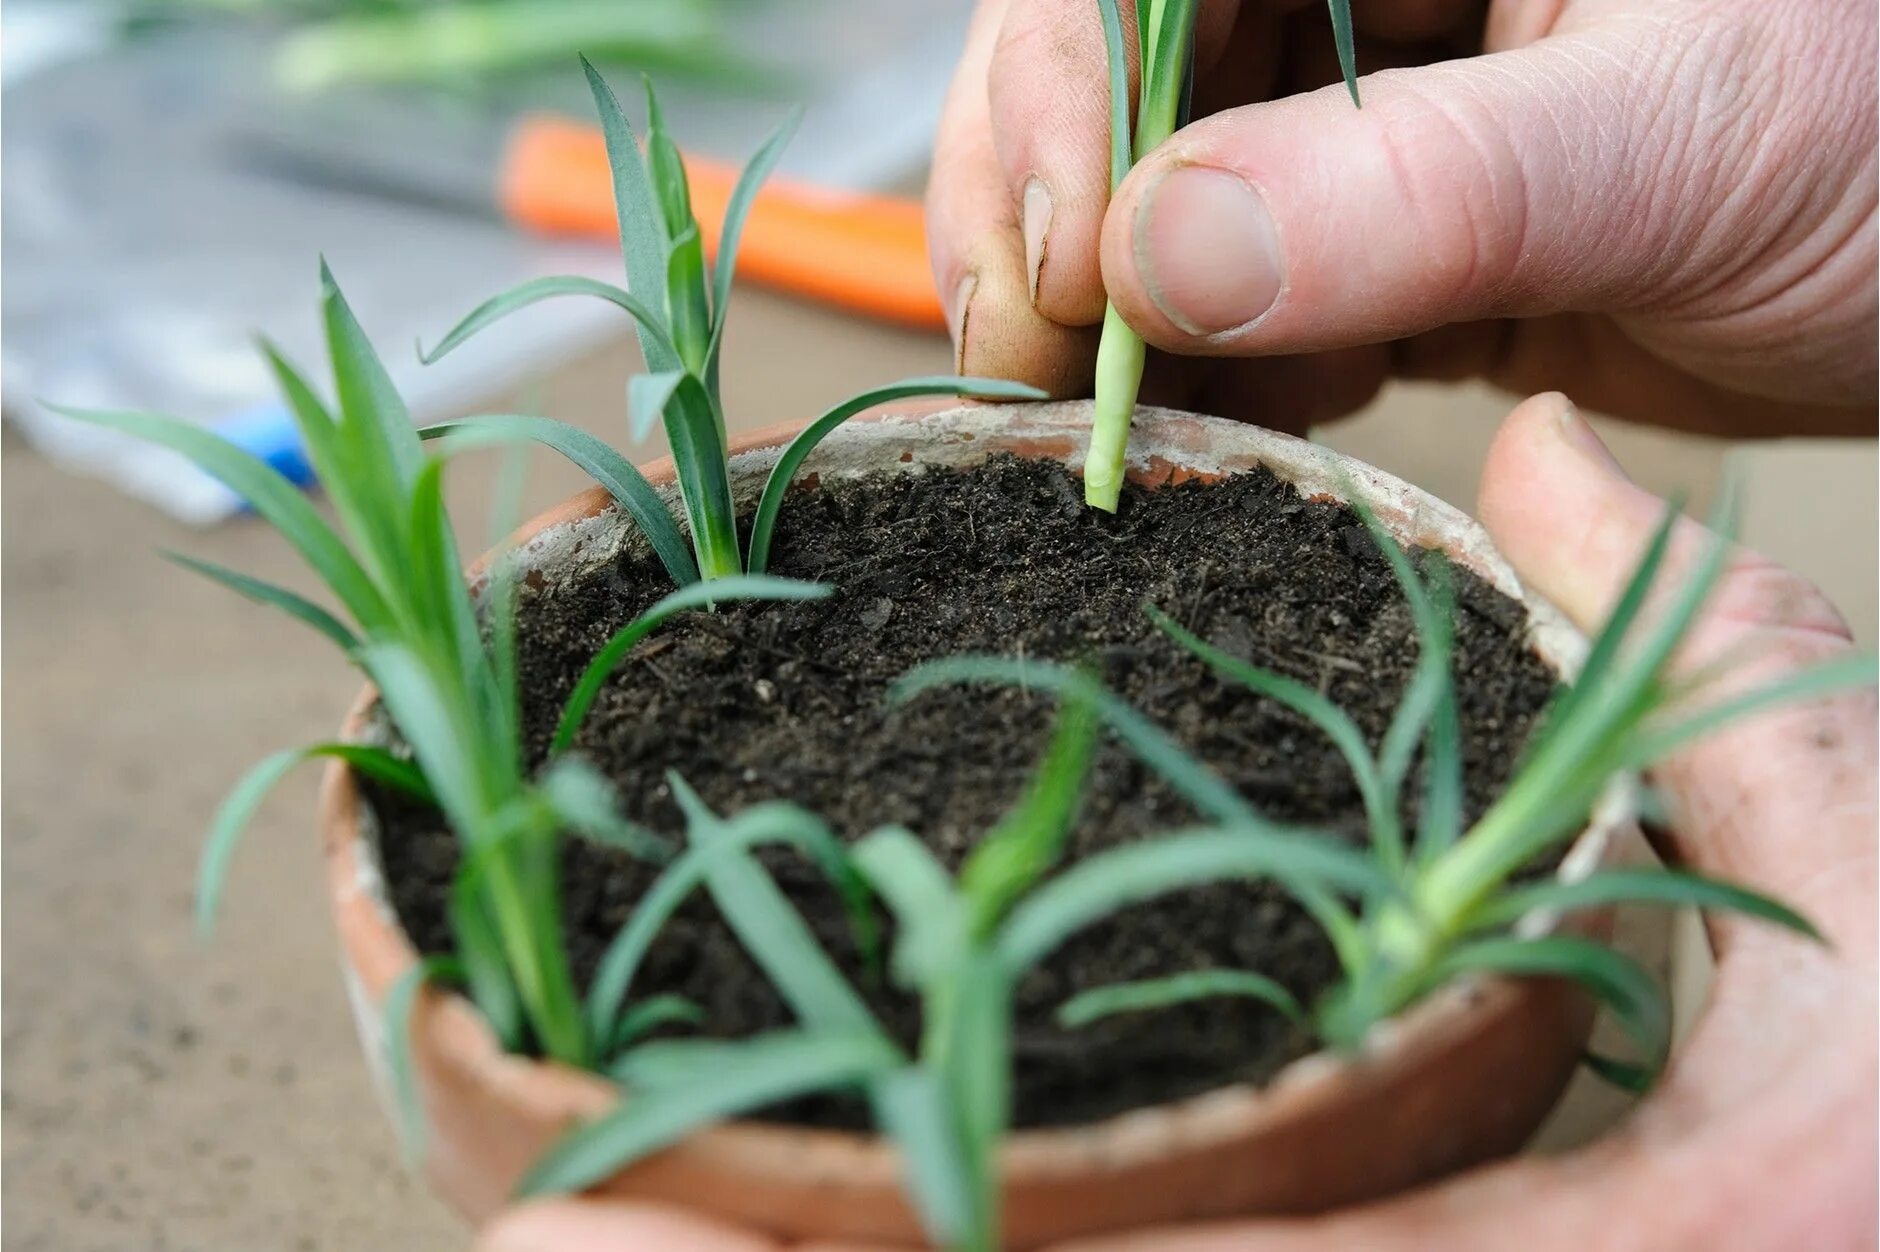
500, 115, 946, 332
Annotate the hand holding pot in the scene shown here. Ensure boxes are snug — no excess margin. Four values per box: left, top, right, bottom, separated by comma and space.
928, 0, 1877, 435
471, 393, 1878, 1250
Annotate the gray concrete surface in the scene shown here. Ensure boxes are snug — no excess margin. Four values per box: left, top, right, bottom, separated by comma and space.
5, 283, 1873, 1249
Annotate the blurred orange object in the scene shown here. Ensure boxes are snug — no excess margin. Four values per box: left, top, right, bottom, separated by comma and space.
500, 114, 944, 331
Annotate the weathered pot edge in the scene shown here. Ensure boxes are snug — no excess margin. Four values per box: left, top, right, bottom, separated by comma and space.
322, 401, 1635, 1248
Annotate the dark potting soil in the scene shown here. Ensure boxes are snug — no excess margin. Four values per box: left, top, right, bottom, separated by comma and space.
375, 455, 1557, 1130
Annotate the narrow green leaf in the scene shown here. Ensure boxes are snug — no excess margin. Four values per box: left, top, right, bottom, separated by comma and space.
553, 576, 831, 753
664, 225, 712, 375
420, 415, 697, 586
937, 952, 1010, 1247
540, 757, 671, 862
1628, 653, 1879, 768
584, 798, 876, 1049
673, 776, 884, 1035
998, 825, 1391, 974
642, 78, 693, 239
892, 656, 1255, 826
661, 372, 742, 581
875, 1068, 978, 1250
1057, 968, 1303, 1028
852, 826, 965, 990
1147, 603, 1389, 840
384, 955, 464, 1163
608, 995, 705, 1053
1472, 868, 1822, 942
359, 643, 484, 836
163, 552, 360, 655
960, 693, 1098, 936
1094, 0, 1132, 191
196, 743, 431, 937
419, 276, 680, 371
519, 1031, 901, 1197
1433, 936, 1670, 1080
1416, 684, 1464, 860
581, 58, 676, 368
446, 858, 525, 1052
1328, 0, 1360, 107
745, 376, 1046, 574
52, 404, 390, 628
320, 259, 424, 490
628, 369, 687, 444
706, 108, 803, 397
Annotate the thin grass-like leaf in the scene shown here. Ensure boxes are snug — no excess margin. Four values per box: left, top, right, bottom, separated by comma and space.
519, 1030, 901, 1197
420, 415, 697, 586
359, 643, 484, 835
163, 552, 360, 655
553, 576, 831, 752
705, 108, 803, 396
892, 656, 1256, 826
745, 376, 1046, 574
196, 743, 430, 937
1057, 968, 1303, 1028
1433, 936, 1669, 1079
608, 995, 705, 1052
320, 260, 423, 490
627, 369, 687, 443
52, 404, 389, 627
1147, 604, 1389, 837
661, 372, 743, 580
583, 798, 878, 1048
446, 859, 524, 1051
384, 954, 463, 1162
998, 825, 1392, 974
419, 276, 680, 370
1416, 684, 1464, 860
1627, 653, 1879, 768
581, 58, 674, 360
540, 757, 670, 862
671, 776, 883, 1034
1472, 868, 1823, 941
960, 694, 1098, 936
1582, 1050, 1654, 1093
1094, 0, 1132, 191
852, 826, 964, 989
1327, 0, 1360, 106
875, 1067, 976, 1250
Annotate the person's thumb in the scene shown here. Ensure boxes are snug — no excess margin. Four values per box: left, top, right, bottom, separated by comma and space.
1098, 14, 1775, 357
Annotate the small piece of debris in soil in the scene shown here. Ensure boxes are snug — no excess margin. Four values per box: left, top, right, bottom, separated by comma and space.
374, 456, 1558, 1130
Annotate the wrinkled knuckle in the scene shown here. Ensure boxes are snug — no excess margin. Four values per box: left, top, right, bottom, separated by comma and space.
1377, 76, 1532, 317
1708, 550, 1854, 647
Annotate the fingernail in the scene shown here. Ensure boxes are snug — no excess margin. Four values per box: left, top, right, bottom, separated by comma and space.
950, 272, 977, 373
1135, 166, 1283, 335
1554, 398, 1631, 480
1022, 177, 1053, 307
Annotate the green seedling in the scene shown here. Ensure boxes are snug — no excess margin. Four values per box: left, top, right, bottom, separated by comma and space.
1086, 487, 1873, 1087
518, 687, 1392, 1251
55, 266, 831, 1116
1084, 0, 1358, 511
422, 61, 1045, 584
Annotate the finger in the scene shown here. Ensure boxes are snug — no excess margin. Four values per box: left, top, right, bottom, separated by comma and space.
1478, 392, 1877, 954
985, 0, 1245, 325
1096, 15, 1760, 356
475, 1199, 778, 1252
475, 1199, 905, 1252
927, 0, 1100, 394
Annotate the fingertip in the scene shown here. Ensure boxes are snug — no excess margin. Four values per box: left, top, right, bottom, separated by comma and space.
955, 248, 1101, 397
476, 1200, 777, 1252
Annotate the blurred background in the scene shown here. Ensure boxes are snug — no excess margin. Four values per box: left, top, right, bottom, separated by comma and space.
4, 2, 1874, 1249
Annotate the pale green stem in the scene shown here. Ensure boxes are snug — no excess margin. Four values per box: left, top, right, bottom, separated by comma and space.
1086, 306, 1147, 511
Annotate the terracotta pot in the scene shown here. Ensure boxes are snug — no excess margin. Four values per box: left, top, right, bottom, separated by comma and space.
322, 401, 1635, 1249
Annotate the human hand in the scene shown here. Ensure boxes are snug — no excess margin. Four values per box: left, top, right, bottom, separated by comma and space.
927, 0, 1878, 436
472, 392, 1876, 1249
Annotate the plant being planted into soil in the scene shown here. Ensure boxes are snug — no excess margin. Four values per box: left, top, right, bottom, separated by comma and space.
420, 60, 1044, 583
1084, 0, 1359, 511
53, 268, 831, 1088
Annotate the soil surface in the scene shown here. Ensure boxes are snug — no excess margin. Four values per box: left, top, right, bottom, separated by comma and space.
376, 456, 1557, 1129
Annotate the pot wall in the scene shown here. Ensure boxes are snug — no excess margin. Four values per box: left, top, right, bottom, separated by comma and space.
323, 402, 1633, 1248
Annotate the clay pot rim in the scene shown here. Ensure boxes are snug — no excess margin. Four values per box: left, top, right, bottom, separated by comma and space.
322, 400, 1634, 1194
